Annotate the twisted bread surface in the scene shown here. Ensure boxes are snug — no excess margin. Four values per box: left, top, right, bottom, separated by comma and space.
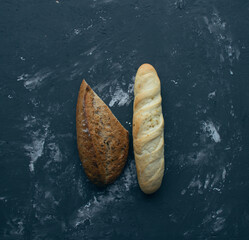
133, 64, 164, 194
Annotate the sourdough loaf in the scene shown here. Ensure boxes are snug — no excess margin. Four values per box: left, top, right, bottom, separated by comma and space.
76, 80, 129, 186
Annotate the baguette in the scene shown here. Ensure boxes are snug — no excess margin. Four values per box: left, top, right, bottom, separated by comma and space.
133, 64, 165, 194
76, 80, 129, 186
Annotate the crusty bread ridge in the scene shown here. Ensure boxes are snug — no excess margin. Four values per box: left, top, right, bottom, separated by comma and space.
133, 64, 165, 194
76, 80, 129, 186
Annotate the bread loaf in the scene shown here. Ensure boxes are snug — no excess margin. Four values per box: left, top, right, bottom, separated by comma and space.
76, 80, 129, 186
133, 64, 165, 194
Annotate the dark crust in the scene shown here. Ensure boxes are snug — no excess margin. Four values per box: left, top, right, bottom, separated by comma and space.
76, 80, 129, 186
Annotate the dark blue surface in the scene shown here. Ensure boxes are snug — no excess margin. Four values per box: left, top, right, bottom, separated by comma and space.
1, 0, 249, 239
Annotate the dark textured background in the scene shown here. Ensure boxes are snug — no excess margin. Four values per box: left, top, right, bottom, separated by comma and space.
1, 0, 249, 239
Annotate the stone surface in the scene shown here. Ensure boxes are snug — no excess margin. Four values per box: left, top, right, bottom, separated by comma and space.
1, 0, 249, 239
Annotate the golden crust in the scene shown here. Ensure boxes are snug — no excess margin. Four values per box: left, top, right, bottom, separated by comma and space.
133, 64, 165, 194
76, 80, 129, 186
136, 63, 157, 77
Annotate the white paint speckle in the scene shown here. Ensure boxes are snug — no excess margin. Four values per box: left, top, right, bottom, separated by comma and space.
48, 142, 62, 162
213, 216, 226, 232
202, 207, 226, 232
109, 88, 130, 107
202, 121, 221, 143
17, 73, 29, 81
222, 168, 226, 181
84, 46, 97, 56
210, 173, 220, 188
24, 117, 49, 172
7, 218, 24, 236
235, 48, 240, 60
74, 29, 81, 35
213, 187, 221, 192
181, 189, 186, 195
25, 135, 46, 172
188, 176, 203, 194
125, 121, 132, 126
86, 24, 93, 30
17, 69, 52, 91
0, 196, 7, 202
171, 79, 178, 85
108, 82, 134, 107
93, 80, 116, 93
208, 91, 216, 99
204, 10, 240, 66
204, 173, 211, 189
92, 76, 134, 108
